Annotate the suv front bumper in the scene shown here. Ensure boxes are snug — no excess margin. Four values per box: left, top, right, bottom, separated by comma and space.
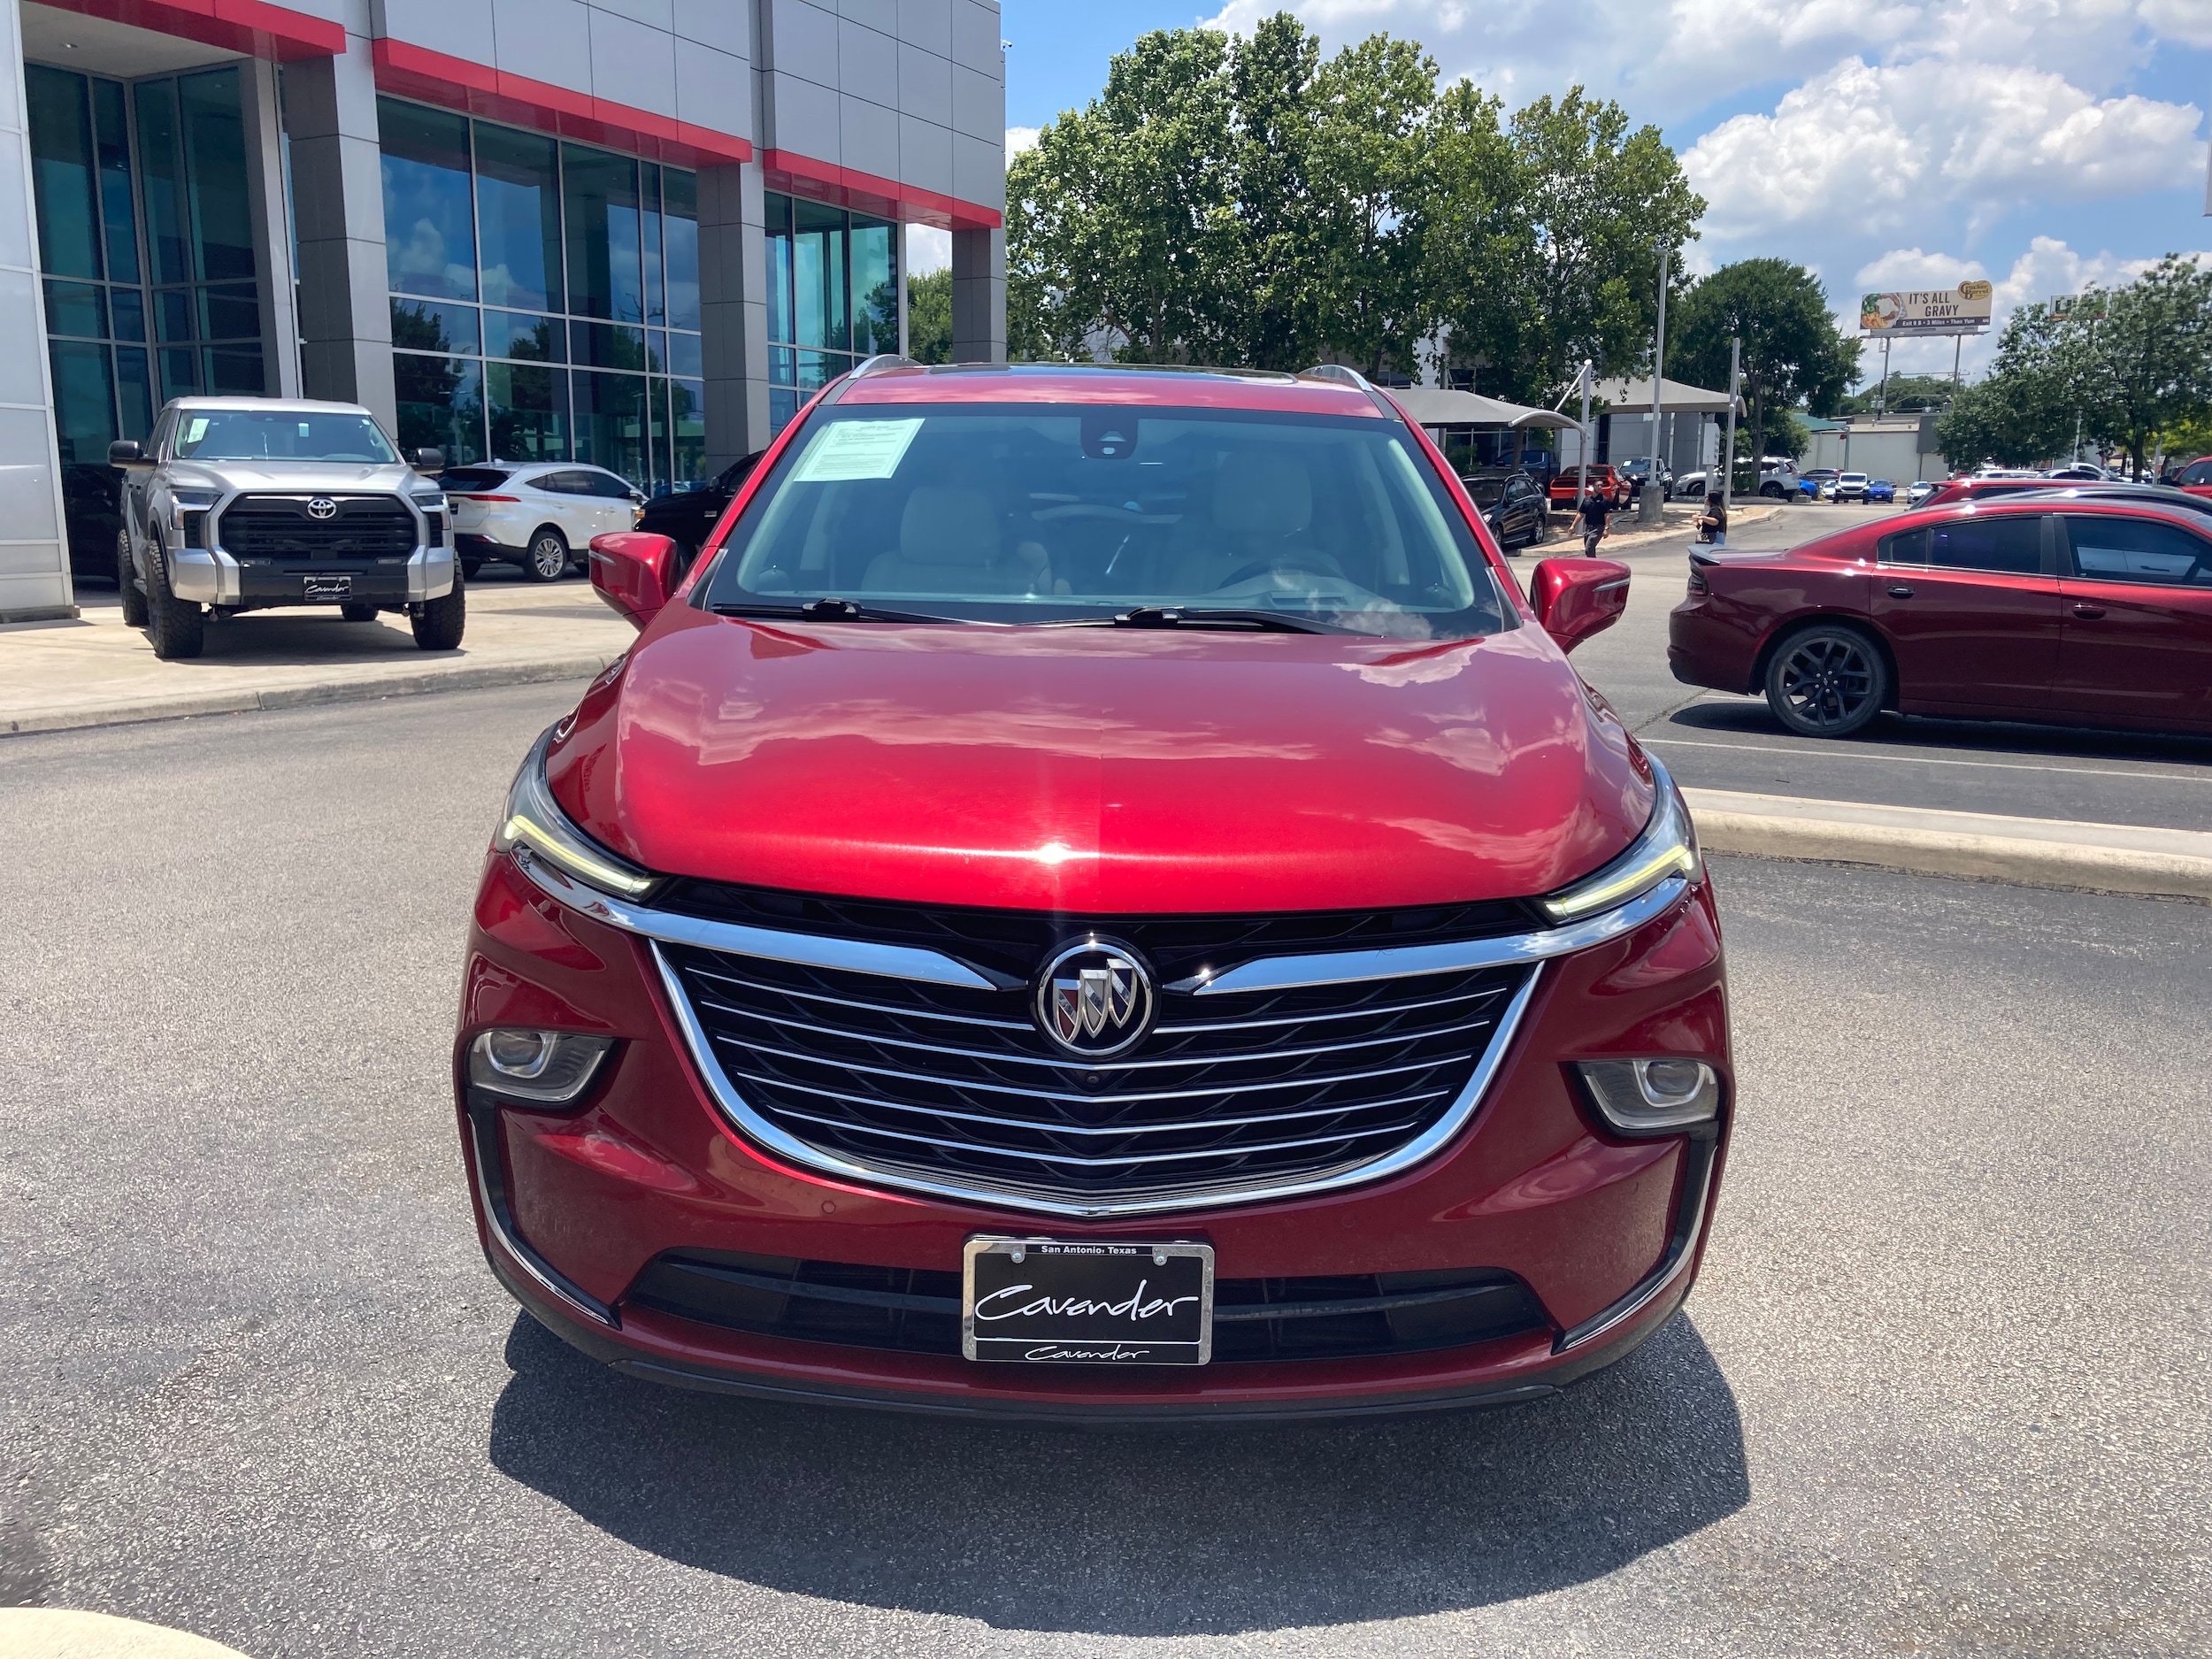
170, 543, 456, 606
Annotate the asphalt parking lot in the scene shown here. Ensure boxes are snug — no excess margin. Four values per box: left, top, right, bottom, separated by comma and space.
1570, 501, 2212, 832
3, 684, 2207, 1657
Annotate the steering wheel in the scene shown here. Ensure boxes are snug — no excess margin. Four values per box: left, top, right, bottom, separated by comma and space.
1214, 553, 1344, 589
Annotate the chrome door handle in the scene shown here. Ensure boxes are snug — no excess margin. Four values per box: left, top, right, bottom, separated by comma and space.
1886, 585, 1915, 598
2071, 603, 2107, 619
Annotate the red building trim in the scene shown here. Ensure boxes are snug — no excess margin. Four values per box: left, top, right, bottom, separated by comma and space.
372, 39, 753, 169
39, 0, 346, 59
763, 148, 1002, 233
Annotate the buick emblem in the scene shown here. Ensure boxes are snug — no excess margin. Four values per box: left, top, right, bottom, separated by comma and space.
1033, 940, 1155, 1058
306, 496, 338, 520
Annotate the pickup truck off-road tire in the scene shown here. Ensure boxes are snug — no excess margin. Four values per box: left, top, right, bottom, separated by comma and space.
411, 572, 465, 650
144, 546, 204, 659
522, 527, 570, 582
117, 527, 148, 628
340, 603, 380, 622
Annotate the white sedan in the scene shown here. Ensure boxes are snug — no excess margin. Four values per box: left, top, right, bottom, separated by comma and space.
443, 463, 647, 581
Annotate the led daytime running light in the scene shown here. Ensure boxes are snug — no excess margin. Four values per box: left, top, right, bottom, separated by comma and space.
1540, 764, 1701, 924
494, 729, 657, 899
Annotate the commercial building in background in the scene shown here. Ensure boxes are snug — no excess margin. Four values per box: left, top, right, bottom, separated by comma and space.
1, 0, 1008, 620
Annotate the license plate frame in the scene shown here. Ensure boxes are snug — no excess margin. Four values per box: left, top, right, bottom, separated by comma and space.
963, 1237, 1215, 1365
303, 574, 353, 601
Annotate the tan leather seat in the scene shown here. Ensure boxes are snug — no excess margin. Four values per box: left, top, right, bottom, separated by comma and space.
1153, 449, 1329, 593
861, 487, 1029, 595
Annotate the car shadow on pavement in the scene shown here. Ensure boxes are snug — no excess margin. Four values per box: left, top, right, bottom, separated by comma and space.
1664, 696, 2212, 765
487, 1310, 1747, 1635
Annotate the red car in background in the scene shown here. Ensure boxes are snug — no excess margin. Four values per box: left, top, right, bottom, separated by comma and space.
454, 360, 1733, 1421
2172, 457, 2212, 497
1548, 463, 1629, 509
1670, 495, 2212, 737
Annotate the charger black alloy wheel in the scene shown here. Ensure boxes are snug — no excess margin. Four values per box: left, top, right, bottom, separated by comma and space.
524, 528, 570, 581
1767, 624, 1887, 738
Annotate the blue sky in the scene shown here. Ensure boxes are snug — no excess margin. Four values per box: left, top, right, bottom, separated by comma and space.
991, 0, 2212, 385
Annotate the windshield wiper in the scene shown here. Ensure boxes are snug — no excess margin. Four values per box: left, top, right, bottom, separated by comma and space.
710, 596, 965, 625
1055, 605, 1345, 634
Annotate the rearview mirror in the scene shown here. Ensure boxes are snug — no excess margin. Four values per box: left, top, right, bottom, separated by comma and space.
588, 531, 679, 630
1528, 557, 1630, 653
409, 447, 444, 472
108, 440, 147, 468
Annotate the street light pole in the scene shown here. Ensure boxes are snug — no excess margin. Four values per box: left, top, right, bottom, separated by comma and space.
1721, 336, 1740, 519
1577, 358, 1592, 509
1877, 335, 1891, 419
1647, 246, 1669, 521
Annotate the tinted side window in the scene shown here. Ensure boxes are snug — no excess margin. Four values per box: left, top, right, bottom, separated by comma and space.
585, 470, 635, 499
2179, 460, 2212, 486
442, 466, 511, 492
1885, 517, 2044, 573
533, 471, 587, 495
2065, 516, 2212, 587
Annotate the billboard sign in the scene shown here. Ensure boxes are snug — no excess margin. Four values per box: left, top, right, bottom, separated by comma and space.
1860, 280, 1993, 334
2049, 292, 2107, 322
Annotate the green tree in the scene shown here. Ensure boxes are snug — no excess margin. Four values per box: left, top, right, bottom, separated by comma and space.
906, 267, 953, 364
1217, 13, 1324, 368
2071, 256, 2212, 477
1839, 372, 1957, 416
1671, 259, 1860, 465
1418, 81, 1530, 393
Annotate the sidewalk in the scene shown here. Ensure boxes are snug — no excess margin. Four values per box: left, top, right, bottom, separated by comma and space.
0, 578, 634, 737
1540, 499, 1786, 555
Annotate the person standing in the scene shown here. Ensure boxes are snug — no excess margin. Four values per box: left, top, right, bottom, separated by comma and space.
1577, 488, 1610, 555
1697, 490, 1728, 547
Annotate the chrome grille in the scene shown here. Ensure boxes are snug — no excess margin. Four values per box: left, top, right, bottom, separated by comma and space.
657, 931, 1534, 1212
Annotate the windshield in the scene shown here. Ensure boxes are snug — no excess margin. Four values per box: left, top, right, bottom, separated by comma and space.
1463, 476, 1507, 506
173, 410, 398, 465
701, 404, 1509, 638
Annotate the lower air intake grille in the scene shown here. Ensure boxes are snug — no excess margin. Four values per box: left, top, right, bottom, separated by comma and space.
626, 1250, 1548, 1363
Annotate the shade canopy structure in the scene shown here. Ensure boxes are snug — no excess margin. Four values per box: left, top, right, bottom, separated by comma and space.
1586, 376, 1740, 415
1389, 388, 1586, 432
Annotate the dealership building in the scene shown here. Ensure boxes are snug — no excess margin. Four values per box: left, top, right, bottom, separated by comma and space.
0, 0, 1008, 619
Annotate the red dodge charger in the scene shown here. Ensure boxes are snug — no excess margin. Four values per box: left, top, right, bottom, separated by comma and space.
454, 362, 1731, 1421
1671, 494, 2212, 738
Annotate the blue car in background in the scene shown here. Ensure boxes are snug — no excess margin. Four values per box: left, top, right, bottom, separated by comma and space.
1866, 479, 1897, 503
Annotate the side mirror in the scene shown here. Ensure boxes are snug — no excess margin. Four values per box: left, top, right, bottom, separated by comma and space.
588, 531, 679, 630
1528, 557, 1630, 653
409, 447, 444, 472
109, 440, 147, 468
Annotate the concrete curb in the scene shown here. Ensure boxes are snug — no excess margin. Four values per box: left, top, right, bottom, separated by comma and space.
0, 652, 620, 738
1684, 787, 2212, 902
0, 1609, 250, 1657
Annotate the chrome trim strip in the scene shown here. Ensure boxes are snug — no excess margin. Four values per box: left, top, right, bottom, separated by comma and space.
775, 1108, 1421, 1168
1156, 985, 1499, 1033
1173, 875, 1688, 996
655, 941, 1544, 1218
692, 994, 1504, 1072
465, 1103, 618, 1328
515, 854, 1000, 990
727, 1071, 1451, 1137
1552, 1134, 1717, 1353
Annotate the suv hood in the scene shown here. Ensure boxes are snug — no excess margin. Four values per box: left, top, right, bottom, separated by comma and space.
546, 611, 1655, 914
169, 460, 424, 495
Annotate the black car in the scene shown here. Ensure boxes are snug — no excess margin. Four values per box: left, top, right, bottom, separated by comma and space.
636, 450, 764, 574
1461, 468, 1549, 552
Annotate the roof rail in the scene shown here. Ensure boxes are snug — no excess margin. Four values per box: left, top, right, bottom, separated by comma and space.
853, 354, 923, 377
1297, 364, 1373, 390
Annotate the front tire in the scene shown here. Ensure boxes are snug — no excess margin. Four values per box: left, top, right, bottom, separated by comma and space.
411, 572, 465, 650
143, 546, 204, 660
118, 527, 148, 628
522, 527, 570, 582
1765, 623, 1887, 738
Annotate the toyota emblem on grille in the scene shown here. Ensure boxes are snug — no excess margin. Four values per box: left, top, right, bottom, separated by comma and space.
306, 496, 338, 519
1033, 940, 1155, 1058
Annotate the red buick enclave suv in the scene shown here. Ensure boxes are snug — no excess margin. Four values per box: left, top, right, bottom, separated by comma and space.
454, 361, 1731, 1421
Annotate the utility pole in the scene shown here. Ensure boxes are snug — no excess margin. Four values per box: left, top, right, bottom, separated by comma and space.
1876, 335, 1892, 419
1721, 336, 1740, 518
1647, 247, 1669, 523
1576, 359, 1593, 510
1951, 333, 1963, 393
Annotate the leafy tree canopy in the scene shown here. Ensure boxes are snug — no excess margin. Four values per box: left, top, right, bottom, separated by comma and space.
906, 267, 953, 365
1669, 258, 1860, 468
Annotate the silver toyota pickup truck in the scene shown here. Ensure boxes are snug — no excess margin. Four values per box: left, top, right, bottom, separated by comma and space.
110, 397, 461, 660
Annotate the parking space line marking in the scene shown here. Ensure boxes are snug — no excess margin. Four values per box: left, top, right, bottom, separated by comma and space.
1642, 736, 2212, 785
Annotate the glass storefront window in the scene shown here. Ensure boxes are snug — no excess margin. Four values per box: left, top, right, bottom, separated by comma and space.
178, 70, 254, 283
663, 170, 700, 332
487, 362, 569, 463
49, 341, 117, 464
671, 377, 705, 486
763, 191, 896, 434
395, 354, 486, 465
27, 67, 100, 280
563, 144, 641, 324
476, 125, 561, 313
851, 220, 895, 357
134, 81, 188, 287
484, 310, 562, 361
573, 369, 646, 481
93, 78, 137, 287
44, 280, 105, 339
380, 102, 476, 302
392, 298, 480, 356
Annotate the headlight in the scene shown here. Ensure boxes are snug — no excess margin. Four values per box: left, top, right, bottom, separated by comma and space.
1574, 1058, 1721, 1134
1540, 761, 1701, 924
493, 727, 657, 899
411, 489, 447, 511
468, 1029, 614, 1105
